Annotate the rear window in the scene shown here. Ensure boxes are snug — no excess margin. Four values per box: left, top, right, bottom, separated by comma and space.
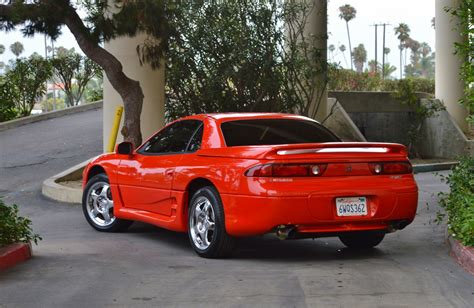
221, 119, 340, 147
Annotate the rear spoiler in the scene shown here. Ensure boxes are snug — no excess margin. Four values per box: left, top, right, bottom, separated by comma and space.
275, 142, 407, 156
197, 142, 408, 160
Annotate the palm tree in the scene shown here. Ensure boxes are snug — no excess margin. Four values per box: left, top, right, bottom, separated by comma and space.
394, 23, 411, 78
383, 64, 397, 79
352, 44, 367, 73
406, 38, 421, 65
10, 41, 24, 59
420, 42, 431, 58
328, 44, 335, 61
339, 44, 348, 68
368, 60, 379, 73
339, 4, 357, 70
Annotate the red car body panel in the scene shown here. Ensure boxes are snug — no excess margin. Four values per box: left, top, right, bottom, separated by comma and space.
82, 113, 418, 237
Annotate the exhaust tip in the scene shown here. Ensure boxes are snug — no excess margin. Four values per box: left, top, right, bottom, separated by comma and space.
276, 225, 295, 240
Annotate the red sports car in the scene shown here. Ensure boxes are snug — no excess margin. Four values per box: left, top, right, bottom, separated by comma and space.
82, 113, 418, 258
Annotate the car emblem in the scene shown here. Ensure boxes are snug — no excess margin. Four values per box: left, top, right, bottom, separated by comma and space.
345, 164, 352, 172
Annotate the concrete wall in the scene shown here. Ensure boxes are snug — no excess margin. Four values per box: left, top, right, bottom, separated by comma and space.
329, 91, 417, 145
418, 101, 472, 159
322, 98, 366, 142
328, 91, 472, 159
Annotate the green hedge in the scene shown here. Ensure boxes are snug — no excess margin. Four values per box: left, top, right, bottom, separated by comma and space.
439, 157, 474, 247
328, 67, 434, 94
0, 198, 41, 247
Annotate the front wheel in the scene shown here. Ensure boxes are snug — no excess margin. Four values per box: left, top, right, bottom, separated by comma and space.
339, 231, 385, 249
82, 173, 132, 232
188, 186, 234, 258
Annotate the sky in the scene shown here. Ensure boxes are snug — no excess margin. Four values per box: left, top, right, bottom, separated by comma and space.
0, 0, 435, 78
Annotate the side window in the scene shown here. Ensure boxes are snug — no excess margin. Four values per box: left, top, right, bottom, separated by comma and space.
186, 125, 203, 152
141, 120, 202, 154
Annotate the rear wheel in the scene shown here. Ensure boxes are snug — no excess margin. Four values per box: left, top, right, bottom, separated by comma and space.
82, 173, 132, 232
339, 231, 385, 249
188, 186, 234, 258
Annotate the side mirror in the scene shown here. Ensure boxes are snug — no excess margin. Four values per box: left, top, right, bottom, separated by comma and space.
116, 142, 134, 156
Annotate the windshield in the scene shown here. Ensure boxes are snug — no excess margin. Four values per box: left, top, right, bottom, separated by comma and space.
220, 119, 340, 147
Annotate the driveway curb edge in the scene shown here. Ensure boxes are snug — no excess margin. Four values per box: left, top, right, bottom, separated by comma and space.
0, 243, 32, 271
448, 236, 474, 275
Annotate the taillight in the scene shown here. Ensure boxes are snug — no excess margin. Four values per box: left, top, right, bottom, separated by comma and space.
369, 162, 412, 175
245, 163, 327, 177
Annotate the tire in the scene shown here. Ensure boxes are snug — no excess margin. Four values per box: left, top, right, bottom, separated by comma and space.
82, 173, 132, 232
187, 186, 235, 258
339, 231, 385, 249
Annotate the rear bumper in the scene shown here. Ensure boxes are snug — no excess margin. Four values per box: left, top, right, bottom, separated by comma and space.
220, 188, 418, 237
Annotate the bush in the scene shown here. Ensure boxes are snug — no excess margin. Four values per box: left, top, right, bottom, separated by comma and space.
328, 66, 434, 94
0, 198, 41, 247
439, 157, 474, 247
5, 56, 52, 117
382, 78, 434, 94
85, 88, 103, 103
328, 67, 382, 91
41, 98, 66, 112
0, 76, 18, 122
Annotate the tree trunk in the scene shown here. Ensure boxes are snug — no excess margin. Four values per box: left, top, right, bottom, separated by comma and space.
400, 49, 403, 79
62, 7, 144, 146
346, 22, 353, 70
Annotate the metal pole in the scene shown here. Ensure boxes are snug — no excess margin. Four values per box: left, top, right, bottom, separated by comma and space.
375, 25, 378, 74
382, 23, 386, 79
107, 106, 124, 152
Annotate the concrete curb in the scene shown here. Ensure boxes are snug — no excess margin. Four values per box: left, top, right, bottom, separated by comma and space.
0, 243, 32, 271
42, 159, 93, 204
447, 236, 474, 275
412, 162, 458, 174
0, 101, 103, 132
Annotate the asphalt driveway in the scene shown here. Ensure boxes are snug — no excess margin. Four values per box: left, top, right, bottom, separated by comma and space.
0, 109, 473, 307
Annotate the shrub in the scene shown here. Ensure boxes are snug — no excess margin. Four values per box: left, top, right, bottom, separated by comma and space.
328, 67, 382, 91
5, 56, 52, 117
85, 88, 103, 103
165, 1, 326, 120
328, 66, 434, 94
0, 198, 41, 247
439, 157, 474, 247
0, 76, 18, 122
41, 98, 66, 112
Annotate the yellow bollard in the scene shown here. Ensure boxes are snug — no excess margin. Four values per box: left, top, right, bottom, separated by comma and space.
107, 106, 124, 152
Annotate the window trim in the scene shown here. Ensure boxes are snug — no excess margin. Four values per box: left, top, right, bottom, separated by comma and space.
136, 120, 203, 156
185, 122, 204, 153
219, 118, 341, 147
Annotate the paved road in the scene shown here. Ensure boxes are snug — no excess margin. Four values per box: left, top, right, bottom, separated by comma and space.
0, 109, 473, 307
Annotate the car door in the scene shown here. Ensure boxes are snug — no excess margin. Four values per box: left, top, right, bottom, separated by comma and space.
117, 120, 203, 216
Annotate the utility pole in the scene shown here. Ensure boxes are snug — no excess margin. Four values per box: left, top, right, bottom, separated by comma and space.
374, 24, 378, 73
382, 23, 386, 79
373, 23, 391, 79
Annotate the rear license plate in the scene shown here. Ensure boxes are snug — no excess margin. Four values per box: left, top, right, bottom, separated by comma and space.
336, 197, 368, 216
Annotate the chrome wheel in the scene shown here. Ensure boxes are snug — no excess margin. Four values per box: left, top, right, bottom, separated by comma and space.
190, 196, 216, 250
86, 181, 115, 227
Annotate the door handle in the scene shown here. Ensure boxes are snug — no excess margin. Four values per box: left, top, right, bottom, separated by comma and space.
165, 169, 174, 177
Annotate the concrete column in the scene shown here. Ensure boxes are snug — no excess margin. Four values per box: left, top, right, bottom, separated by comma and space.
304, 0, 328, 121
103, 35, 165, 152
435, 0, 468, 132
